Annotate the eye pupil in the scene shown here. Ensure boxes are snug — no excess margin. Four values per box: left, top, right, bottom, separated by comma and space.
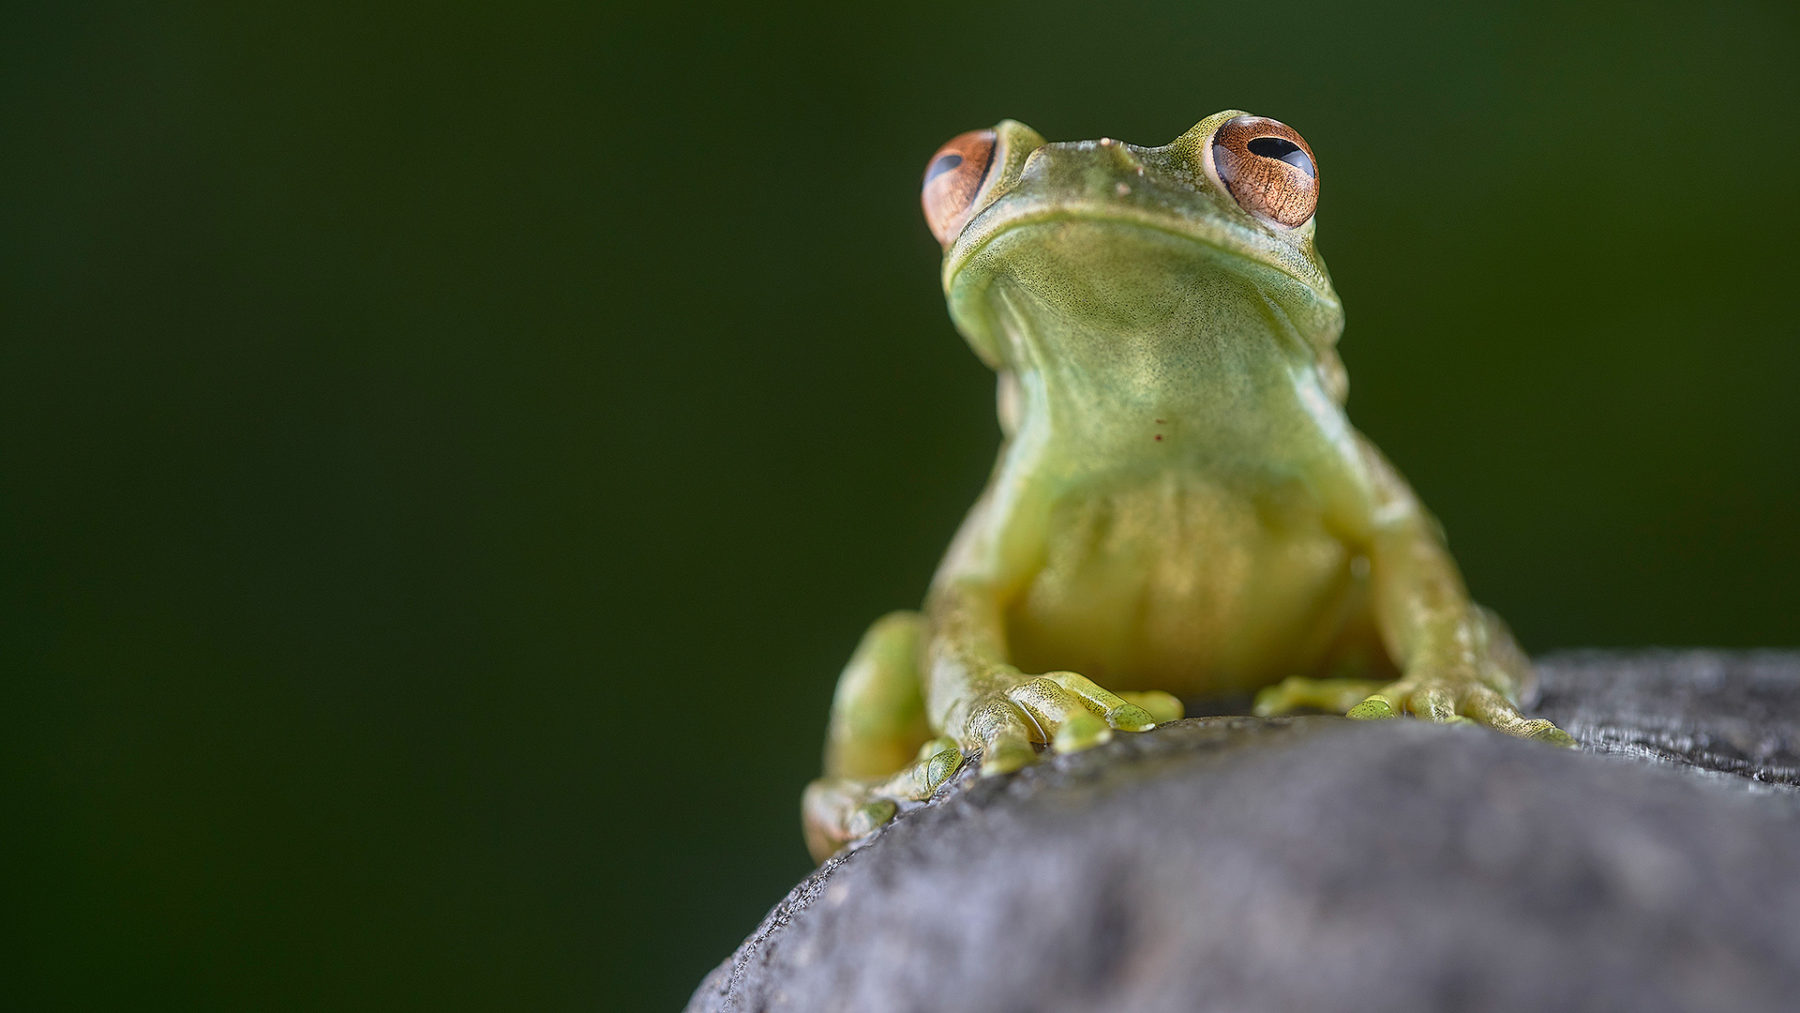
1246, 136, 1314, 176
925, 153, 964, 182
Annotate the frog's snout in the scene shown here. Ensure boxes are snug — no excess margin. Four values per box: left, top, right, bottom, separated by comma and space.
1021, 137, 1148, 186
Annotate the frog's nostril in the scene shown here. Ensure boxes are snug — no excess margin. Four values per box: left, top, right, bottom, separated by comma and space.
1022, 139, 1144, 179
1094, 138, 1148, 170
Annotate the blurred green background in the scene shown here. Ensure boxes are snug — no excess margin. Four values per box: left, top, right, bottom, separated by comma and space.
6, 1, 1795, 1009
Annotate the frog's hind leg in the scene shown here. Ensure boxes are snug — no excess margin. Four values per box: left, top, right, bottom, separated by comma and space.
1340, 605, 1571, 743
1253, 606, 1572, 744
1253, 675, 1390, 717
1252, 611, 1396, 718
803, 611, 964, 862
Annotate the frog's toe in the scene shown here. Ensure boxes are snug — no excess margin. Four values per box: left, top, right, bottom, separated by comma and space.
802, 738, 969, 861
1522, 720, 1578, 747
802, 778, 879, 861
964, 673, 1164, 775
1118, 689, 1185, 724
1349, 678, 1578, 747
1410, 683, 1457, 722
1480, 711, 1576, 746
1006, 678, 1113, 754
1462, 690, 1578, 746
1255, 676, 1388, 717
920, 737, 964, 786
1345, 692, 1398, 720
1005, 675, 1147, 756
968, 697, 1040, 775
880, 735, 964, 796
805, 780, 903, 861
845, 799, 898, 838
1052, 711, 1111, 752
1043, 671, 1162, 732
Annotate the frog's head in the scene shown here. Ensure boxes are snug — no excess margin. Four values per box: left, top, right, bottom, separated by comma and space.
922, 111, 1344, 383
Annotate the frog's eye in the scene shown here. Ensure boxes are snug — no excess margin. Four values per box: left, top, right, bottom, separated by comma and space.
1206, 116, 1319, 230
921, 129, 996, 247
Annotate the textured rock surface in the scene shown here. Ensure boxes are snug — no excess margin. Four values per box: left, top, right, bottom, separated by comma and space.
689, 651, 1800, 1013
1534, 649, 1800, 788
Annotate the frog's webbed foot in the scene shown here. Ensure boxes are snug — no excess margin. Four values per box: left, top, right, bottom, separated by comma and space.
965, 672, 1182, 777
1257, 673, 1574, 746
805, 673, 1182, 860
1254, 676, 1390, 717
803, 737, 963, 862
1345, 674, 1576, 745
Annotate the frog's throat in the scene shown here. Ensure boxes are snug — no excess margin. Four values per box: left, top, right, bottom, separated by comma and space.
946, 167, 1338, 294
974, 276, 1354, 470
946, 206, 1327, 299
944, 206, 1341, 369
983, 270, 1322, 391
944, 216, 1343, 381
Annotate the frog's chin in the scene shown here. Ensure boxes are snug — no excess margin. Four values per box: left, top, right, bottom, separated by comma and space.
943, 210, 1343, 371
945, 201, 1331, 304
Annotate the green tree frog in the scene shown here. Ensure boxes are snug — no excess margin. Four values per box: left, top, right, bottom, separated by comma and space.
803, 110, 1572, 861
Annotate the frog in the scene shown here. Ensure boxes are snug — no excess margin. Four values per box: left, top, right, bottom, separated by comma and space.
802, 110, 1573, 862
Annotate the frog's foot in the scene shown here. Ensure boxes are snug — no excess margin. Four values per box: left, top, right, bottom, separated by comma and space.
1342, 674, 1577, 746
966, 672, 1181, 777
803, 736, 964, 862
1117, 689, 1186, 724
1253, 676, 1390, 718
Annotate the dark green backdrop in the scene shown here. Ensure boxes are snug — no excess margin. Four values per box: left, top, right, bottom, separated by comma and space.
7, 2, 1796, 1009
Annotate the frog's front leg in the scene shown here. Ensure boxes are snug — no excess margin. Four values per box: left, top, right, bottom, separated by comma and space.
925, 579, 1180, 776
802, 611, 963, 862
800, 600, 1176, 861
1333, 440, 1573, 745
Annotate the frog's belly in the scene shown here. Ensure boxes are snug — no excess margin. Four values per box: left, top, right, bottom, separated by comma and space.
1005, 471, 1366, 696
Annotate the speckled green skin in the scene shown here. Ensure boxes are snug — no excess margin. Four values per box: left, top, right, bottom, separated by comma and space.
803, 111, 1571, 862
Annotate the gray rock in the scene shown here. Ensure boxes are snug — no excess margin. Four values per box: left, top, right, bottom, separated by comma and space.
1534, 649, 1800, 789
689, 651, 1800, 1013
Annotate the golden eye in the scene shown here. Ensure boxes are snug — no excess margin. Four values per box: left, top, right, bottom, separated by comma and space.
921, 129, 996, 247
1207, 115, 1319, 229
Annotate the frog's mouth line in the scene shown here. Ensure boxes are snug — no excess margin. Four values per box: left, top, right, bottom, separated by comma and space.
945, 203, 1333, 307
